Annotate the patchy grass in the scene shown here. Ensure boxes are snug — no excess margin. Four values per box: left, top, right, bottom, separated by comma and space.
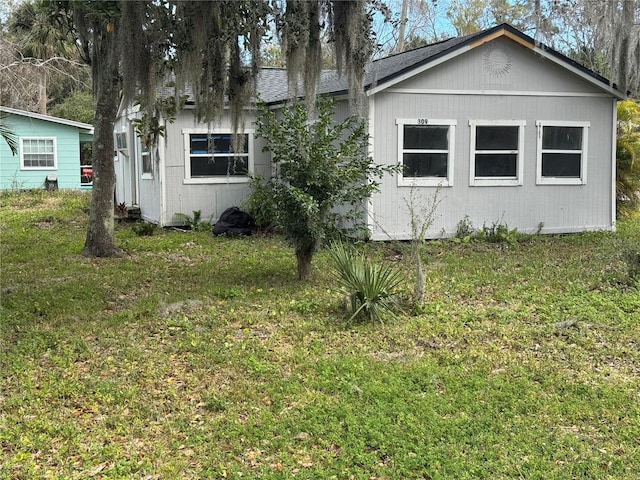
1, 190, 639, 479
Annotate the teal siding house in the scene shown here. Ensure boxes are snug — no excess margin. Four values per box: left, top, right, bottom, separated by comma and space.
0, 106, 94, 190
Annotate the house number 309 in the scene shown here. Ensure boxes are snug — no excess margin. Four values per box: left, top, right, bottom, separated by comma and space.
417, 118, 429, 125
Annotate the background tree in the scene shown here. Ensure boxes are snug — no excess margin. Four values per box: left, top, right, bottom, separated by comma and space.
5, 0, 88, 114
50, 90, 95, 124
617, 99, 640, 217
251, 97, 397, 280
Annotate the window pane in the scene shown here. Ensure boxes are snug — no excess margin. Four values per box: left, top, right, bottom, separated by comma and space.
475, 154, 517, 177
190, 156, 248, 177
403, 125, 448, 150
543, 126, 582, 150
541, 153, 581, 177
190, 134, 247, 154
190, 135, 209, 154
476, 126, 519, 150
142, 154, 152, 174
403, 153, 448, 177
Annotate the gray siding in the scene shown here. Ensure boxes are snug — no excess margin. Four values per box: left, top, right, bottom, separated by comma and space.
368, 38, 616, 239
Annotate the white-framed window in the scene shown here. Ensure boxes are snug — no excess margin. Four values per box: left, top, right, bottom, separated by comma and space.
20, 137, 56, 169
141, 141, 152, 178
182, 129, 253, 184
115, 132, 128, 155
396, 118, 456, 187
469, 120, 525, 186
536, 121, 589, 185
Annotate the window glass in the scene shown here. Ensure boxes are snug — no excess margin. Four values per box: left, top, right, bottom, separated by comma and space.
403, 153, 448, 177
475, 154, 518, 177
542, 126, 582, 150
475, 126, 519, 150
191, 156, 248, 177
403, 125, 448, 150
541, 153, 581, 177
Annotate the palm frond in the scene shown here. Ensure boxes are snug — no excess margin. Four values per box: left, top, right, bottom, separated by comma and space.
0, 112, 18, 156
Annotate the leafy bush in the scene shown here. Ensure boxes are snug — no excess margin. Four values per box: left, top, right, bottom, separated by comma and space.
252, 96, 399, 279
328, 242, 404, 323
242, 176, 278, 231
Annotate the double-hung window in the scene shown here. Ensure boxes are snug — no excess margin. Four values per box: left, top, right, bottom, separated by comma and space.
183, 129, 252, 184
20, 138, 56, 169
536, 121, 588, 185
469, 120, 525, 186
397, 119, 456, 187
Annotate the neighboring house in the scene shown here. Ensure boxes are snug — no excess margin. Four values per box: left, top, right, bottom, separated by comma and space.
0, 106, 94, 190
115, 23, 625, 238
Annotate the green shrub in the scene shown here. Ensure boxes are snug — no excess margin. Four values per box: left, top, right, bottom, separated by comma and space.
242, 176, 278, 231
477, 221, 518, 244
328, 242, 404, 323
131, 221, 157, 236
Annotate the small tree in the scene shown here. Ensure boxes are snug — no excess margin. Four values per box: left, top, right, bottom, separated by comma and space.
253, 96, 397, 280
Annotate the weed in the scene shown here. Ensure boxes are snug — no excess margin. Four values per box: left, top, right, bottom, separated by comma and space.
116, 202, 128, 217
174, 210, 210, 231
455, 215, 475, 238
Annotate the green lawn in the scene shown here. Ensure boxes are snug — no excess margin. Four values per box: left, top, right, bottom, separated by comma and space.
1, 190, 639, 479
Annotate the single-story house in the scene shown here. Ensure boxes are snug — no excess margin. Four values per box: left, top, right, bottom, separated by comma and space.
0, 106, 94, 190
114, 23, 625, 238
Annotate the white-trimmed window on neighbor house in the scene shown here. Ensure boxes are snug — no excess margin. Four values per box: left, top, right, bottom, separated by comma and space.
536, 121, 589, 185
396, 119, 456, 187
183, 130, 252, 184
20, 138, 56, 169
469, 120, 525, 186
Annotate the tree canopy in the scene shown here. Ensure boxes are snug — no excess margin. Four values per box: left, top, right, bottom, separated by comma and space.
42, 0, 379, 257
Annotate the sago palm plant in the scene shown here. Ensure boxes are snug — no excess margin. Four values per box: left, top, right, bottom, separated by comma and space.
328, 242, 404, 323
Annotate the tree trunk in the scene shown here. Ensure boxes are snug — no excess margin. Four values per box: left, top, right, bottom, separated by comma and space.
295, 250, 314, 280
38, 71, 47, 115
81, 22, 122, 257
397, 0, 408, 53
